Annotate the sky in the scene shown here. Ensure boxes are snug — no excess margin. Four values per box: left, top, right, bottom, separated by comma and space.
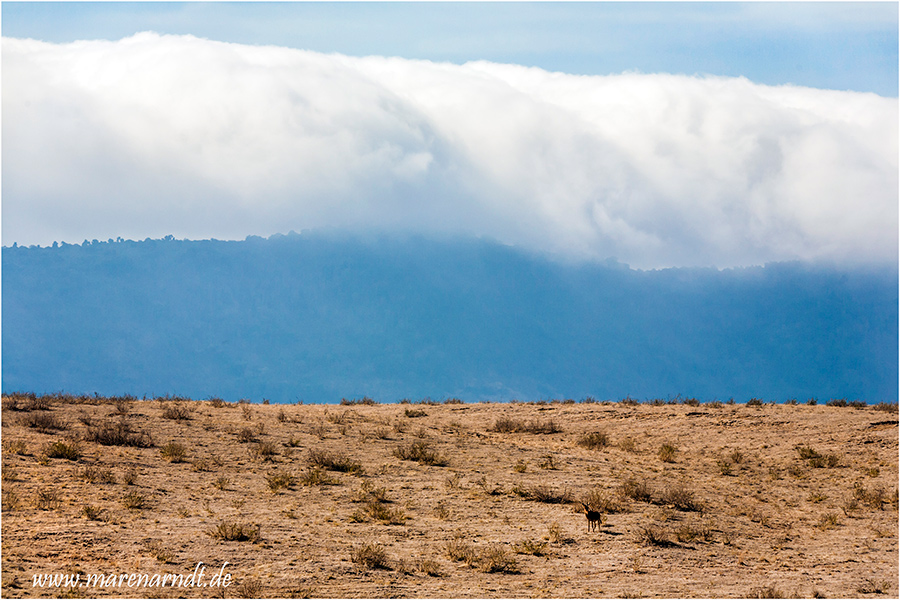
2, 2, 898, 269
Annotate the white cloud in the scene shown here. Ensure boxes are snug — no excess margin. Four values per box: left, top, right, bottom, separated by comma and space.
3, 32, 896, 268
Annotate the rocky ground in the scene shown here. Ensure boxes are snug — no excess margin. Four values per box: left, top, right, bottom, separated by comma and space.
1, 394, 897, 598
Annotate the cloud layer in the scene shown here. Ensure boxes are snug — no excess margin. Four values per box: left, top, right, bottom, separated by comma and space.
3, 32, 897, 268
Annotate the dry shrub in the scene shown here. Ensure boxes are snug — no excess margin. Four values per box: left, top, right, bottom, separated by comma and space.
350, 542, 391, 570
583, 487, 624, 513
658, 443, 678, 463
236, 427, 257, 443
208, 520, 261, 543
514, 539, 549, 556
478, 545, 519, 573
234, 578, 264, 599
85, 420, 153, 447
21, 412, 68, 433
393, 441, 447, 466
577, 431, 610, 450
308, 448, 363, 474
419, 557, 444, 577
513, 484, 571, 504
489, 417, 562, 434
121, 490, 149, 510
160, 442, 187, 463
404, 408, 427, 418
748, 585, 785, 598
637, 524, 674, 547
445, 538, 478, 564
620, 477, 654, 503
35, 488, 61, 510
161, 403, 192, 421
250, 440, 279, 461
43, 440, 81, 461
81, 504, 104, 521
660, 484, 703, 512
297, 467, 338, 486
266, 470, 296, 493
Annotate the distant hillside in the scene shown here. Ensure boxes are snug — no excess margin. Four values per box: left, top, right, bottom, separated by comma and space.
2, 232, 897, 402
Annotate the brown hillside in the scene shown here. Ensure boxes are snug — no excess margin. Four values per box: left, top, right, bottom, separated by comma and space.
1, 394, 897, 598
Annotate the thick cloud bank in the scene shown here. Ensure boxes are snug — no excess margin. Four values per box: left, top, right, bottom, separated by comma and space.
3, 33, 897, 268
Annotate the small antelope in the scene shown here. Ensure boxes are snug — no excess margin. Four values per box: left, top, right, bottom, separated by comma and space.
580, 502, 602, 532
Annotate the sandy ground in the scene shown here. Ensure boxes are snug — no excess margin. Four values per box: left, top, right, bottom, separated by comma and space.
1, 394, 897, 599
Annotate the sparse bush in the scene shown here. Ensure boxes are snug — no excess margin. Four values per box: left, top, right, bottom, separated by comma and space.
637, 524, 673, 547
161, 403, 192, 421
513, 460, 527, 473
618, 437, 638, 452
514, 539, 549, 556
419, 557, 444, 577
826, 398, 848, 407
160, 442, 187, 463
85, 420, 153, 447
513, 484, 571, 504
746, 398, 764, 407
817, 513, 841, 530
873, 402, 898, 413
307, 448, 363, 474
234, 578, 264, 598
489, 417, 562, 434
236, 427, 257, 443
583, 487, 624, 513
577, 431, 610, 450
81, 504, 104, 521
852, 482, 887, 510
658, 443, 678, 463
122, 467, 139, 485
35, 488, 61, 510
21, 412, 68, 433
43, 440, 81, 460
478, 545, 519, 573
297, 467, 338, 486
660, 484, 703, 512
250, 440, 279, 461
2, 488, 20, 512
857, 579, 892, 595
351, 542, 391, 570
77, 465, 116, 484
3, 439, 28, 455
445, 538, 478, 564
121, 490, 149, 510
404, 408, 427, 418
212, 476, 230, 491
748, 585, 785, 598
341, 396, 377, 406
266, 470, 296, 493
620, 477, 654, 503
393, 441, 447, 466
208, 520, 261, 543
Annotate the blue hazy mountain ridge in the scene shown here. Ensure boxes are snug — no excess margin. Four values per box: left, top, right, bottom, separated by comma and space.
2, 232, 897, 403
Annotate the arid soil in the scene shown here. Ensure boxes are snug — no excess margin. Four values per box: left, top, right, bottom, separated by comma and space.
1, 395, 897, 599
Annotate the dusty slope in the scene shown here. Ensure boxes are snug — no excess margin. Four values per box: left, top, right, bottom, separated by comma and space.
1, 395, 897, 598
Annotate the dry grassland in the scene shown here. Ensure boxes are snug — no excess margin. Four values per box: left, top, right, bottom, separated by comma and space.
1, 394, 897, 598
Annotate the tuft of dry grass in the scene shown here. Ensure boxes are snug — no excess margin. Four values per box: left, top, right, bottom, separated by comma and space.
21, 412, 68, 433
308, 448, 363, 474
43, 440, 81, 460
159, 442, 187, 463
266, 470, 296, 493
207, 520, 262, 543
350, 542, 392, 570
84, 420, 153, 447
489, 417, 562, 434
577, 431, 610, 450
658, 443, 678, 463
393, 440, 448, 466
